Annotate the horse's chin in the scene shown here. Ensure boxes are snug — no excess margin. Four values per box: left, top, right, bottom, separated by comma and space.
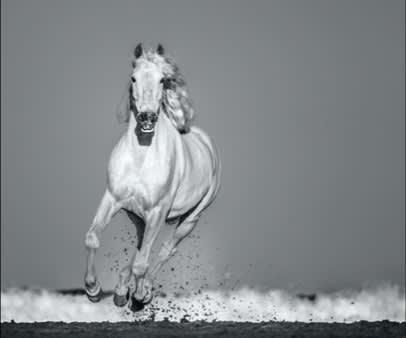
135, 127, 155, 146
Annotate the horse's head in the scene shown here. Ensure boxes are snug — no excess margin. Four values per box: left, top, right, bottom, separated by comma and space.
122, 43, 195, 136
130, 43, 165, 135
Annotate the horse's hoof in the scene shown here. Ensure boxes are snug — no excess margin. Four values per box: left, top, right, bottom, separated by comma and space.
130, 292, 153, 312
87, 288, 103, 302
85, 281, 103, 303
142, 292, 153, 305
130, 297, 145, 312
113, 289, 130, 307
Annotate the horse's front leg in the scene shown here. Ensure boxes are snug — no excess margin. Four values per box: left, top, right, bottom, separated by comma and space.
84, 189, 120, 302
131, 208, 167, 307
113, 210, 145, 307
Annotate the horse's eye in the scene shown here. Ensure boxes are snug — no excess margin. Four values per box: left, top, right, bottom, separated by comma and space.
131, 76, 136, 83
161, 78, 173, 89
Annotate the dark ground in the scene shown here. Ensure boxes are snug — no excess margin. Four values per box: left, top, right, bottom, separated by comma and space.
1, 321, 405, 338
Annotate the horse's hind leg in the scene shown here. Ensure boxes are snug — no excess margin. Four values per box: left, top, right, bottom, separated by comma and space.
149, 186, 219, 280
148, 219, 197, 279
113, 210, 145, 307
84, 190, 120, 302
149, 170, 221, 280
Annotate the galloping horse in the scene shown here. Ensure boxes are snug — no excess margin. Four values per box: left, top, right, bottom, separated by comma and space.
84, 44, 221, 310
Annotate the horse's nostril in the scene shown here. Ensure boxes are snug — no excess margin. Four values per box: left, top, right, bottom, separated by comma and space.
138, 113, 148, 122
138, 112, 158, 125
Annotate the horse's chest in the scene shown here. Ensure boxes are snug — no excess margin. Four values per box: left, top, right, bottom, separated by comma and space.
108, 156, 172, 211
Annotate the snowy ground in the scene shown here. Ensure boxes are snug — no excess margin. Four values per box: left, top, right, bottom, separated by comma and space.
1, 284, 404, 323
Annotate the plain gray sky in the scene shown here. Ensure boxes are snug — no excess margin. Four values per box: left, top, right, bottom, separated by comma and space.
1, 0, 404, 293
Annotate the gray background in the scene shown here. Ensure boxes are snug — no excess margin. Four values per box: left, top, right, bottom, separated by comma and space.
1, 0, 404, 293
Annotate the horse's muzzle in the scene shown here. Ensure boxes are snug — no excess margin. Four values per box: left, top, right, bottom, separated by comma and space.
136, 111, 158, 134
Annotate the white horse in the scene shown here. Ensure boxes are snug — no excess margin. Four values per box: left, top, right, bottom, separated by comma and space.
84, 44, 221, 310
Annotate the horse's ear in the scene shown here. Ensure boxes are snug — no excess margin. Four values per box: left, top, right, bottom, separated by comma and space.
156, 43, 165, 56
134, 43, 143, 59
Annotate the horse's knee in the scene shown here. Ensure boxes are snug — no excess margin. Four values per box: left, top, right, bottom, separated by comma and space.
85, 231, 100, 249
132, 261, 149, 278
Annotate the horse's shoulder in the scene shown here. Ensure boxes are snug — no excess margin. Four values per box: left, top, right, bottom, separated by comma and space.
109, 133, 127, 154
107, 135, 140, 183
108, 135, 127, 164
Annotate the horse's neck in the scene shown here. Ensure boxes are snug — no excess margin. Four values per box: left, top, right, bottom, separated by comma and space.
126, 111, 176, 165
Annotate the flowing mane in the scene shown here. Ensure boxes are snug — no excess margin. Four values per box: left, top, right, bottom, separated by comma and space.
118, 49, 195, 133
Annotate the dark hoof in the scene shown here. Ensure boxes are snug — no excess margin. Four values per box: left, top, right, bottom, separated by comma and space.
113, 289, 130, 307
85, 282, 103, 303
130, 297, 145, 312
87, 288, 103, 302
